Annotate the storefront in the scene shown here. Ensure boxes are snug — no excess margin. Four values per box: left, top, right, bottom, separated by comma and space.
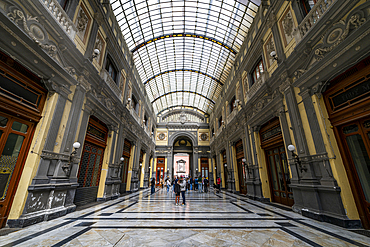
74, 116, 108, 205
260, 118, 293, 206
0, 52, 47, 228
156, 157, 165, 187
120, 139, 132, 194
324, 56, 370, 229
235, 139, 247, 194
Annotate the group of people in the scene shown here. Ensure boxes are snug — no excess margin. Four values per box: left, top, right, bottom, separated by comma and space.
151, 175, 222, 206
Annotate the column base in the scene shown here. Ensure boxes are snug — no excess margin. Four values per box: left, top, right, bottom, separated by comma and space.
7, 204, 76, 228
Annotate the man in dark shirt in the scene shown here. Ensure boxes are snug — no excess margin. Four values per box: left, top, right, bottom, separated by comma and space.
151, 178, 155, 194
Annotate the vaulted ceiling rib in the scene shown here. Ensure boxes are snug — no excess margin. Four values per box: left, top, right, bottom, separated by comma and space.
110, 0, 259, 115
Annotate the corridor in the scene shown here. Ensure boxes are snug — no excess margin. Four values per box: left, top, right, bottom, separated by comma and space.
0, 189, 369, 247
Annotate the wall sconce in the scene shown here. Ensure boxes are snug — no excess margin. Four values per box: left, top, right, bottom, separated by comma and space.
234, 99, 242, 108
126, 97, 131, 107
62, 142, 80, 175
287, 144, 307, 173
242, 158, 246, 163
270, 51, 278, 61
143, 119, 146, 124
120, 157, 124, 164
92, 48, 100, 59
148, 166, 151, 169
139, 163, 142, 167
151, 132, 154, 136
224, 163, 227, 167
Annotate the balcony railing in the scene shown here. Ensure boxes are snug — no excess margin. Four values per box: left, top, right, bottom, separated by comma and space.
41, 0, 77, 40
101, 69, 123, 101
215, 126, 223, 137
130, 108, 141, 124
293, 0, 336, 43
227, 108, 238, 124
245, 71, 268, 101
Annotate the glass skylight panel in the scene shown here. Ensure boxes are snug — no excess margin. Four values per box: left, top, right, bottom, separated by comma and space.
111, 0, 258, 114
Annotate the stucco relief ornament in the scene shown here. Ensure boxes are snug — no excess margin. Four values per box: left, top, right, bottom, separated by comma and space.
282, 11, 294, 37
315, 13, 366, 60
105, 98, 114, 111
76, 9, 89, 32
179, 112, 187, 124
7, 8, 58, 59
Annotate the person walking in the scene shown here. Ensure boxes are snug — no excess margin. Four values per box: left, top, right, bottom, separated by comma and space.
189, 176, 193, 190
180, 177, 187, 205
151, 178, 155, 194
204, 177, 209, 193
174, 179, 181, 206
166, 178, 171, 193
194, 177, 198, 191
198, 175, 203, 192
173, 176, 178, 193
216, 177, 221, 193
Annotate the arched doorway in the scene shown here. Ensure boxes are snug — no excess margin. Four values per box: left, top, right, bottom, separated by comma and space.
173, 136, 193, 178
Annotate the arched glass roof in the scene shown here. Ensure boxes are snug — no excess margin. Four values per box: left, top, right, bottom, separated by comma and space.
110, 0, 260, 115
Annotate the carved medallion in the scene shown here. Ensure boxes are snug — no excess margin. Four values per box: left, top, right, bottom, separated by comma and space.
158, 132, 166, 140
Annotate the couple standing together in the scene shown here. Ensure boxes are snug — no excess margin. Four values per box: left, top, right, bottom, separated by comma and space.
174, 178, 186, 206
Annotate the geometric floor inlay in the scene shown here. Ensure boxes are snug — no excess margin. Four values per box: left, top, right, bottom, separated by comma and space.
0, 188, 369, 246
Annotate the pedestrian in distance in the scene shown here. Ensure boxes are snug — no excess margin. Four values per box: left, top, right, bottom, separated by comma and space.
174, 179, 181, 205
216, 177, 221, 193
150, 178, 155, 194
198, 175, 203, 192
204, 177, 209, 193
166, 178, 171, 193
180, 177, 187, 205
194, 177, 198, 191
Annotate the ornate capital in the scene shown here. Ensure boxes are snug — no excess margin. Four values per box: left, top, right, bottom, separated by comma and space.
77, 75, 91, 92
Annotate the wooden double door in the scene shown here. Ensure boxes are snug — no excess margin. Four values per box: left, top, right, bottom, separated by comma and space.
236, 140, 247, 194
260, 118, 293, 207
337, 117, 370, 228
0, 114, 35, 228
265, 144, 294, 206
156, 158, 165, 187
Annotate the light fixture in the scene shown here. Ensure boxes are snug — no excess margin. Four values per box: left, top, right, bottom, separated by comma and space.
270, 50, 278, 61
242, 158, 246, 163
139, 163, 142, 167
214, 166, 217, 169
92, 48, 100, 59
120, 157, 124, 162
143, 119, 146, 123
149, 166, 151, 169
126, 97, 131, 107
224, 163, 227, 167
62, 141, 80, 175
287, 144, 307, 172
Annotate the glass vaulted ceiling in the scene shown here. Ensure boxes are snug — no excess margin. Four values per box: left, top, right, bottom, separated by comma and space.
110, 0, 259, 115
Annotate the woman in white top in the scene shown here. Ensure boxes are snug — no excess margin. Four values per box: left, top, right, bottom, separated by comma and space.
166, 179, 171, 193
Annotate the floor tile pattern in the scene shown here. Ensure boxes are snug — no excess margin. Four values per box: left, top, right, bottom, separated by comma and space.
0, 189, 369, 246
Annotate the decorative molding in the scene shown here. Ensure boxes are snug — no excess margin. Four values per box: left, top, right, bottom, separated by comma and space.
314, 13, 365, 61
294, 3, 369, 80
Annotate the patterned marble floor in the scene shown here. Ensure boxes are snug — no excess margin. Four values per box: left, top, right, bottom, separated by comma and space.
0, 188, 369, 247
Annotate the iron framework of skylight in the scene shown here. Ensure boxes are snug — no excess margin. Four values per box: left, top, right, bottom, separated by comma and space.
110, 0, 259, 115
